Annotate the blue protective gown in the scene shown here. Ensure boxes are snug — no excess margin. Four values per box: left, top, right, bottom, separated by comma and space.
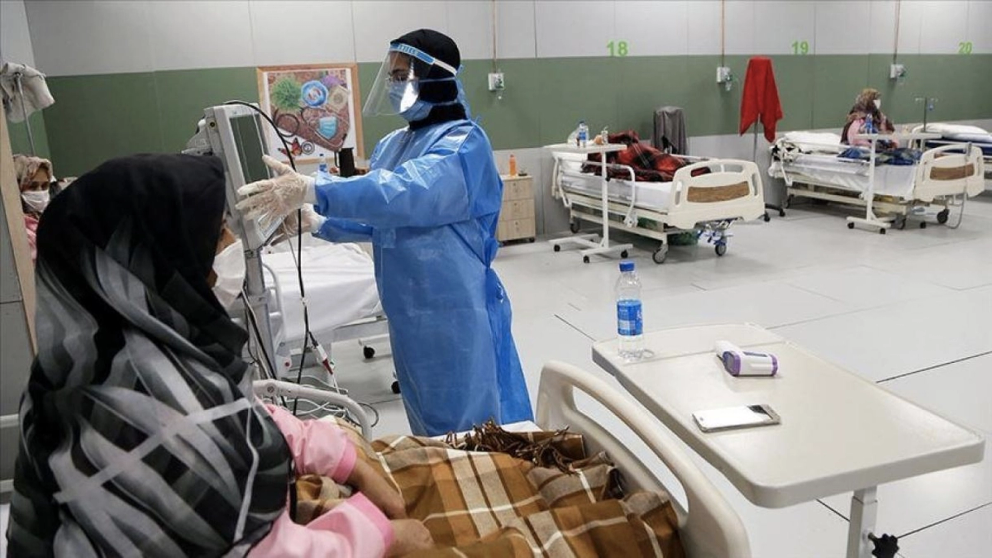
312, 119, 533, 436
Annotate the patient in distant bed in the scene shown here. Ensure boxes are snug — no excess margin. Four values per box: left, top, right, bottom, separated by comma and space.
841, 88, 899, 149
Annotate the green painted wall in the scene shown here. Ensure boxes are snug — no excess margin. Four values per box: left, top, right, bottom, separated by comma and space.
43, 54, 992, 176
7, 112, 50, 160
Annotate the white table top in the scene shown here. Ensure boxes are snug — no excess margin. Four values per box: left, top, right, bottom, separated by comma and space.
592, 323, 985, 508
543, 142, 626, 154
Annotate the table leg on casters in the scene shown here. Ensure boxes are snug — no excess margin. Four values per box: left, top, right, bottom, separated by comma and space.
847, 487, 878, 558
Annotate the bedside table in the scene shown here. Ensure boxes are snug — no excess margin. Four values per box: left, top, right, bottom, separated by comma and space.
497, 175, 536, 243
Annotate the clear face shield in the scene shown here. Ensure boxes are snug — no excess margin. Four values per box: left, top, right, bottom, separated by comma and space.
363, 43, 459, 117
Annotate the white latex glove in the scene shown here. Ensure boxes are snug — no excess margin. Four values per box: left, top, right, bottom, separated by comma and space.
236, 155, 315, 228
272, 204, 325, 245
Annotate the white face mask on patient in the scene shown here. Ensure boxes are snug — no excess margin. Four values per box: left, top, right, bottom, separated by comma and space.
211, 238, 246, 309
873, 99, 881, 110
21, 190, 50, 213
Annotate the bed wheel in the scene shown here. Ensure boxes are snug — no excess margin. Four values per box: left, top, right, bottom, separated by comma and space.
895, 217, 907, 230
569, 221, 581, 234
919, 222, 927, 229
553, 244, 561, 252
391, 381, 401, 394
847, 222, 855, 229
879, 228, 886, 235
763, 212, 771, 223
778, 208, 786, 217
937, 209, 950, 225
715, 243, 728, 257
582, 256, 590, 264
784, 195, 793, 209
652, 247, 668, 264
363, 346, 376, 360
529, 237, 536, 243
620, 250, 628, 258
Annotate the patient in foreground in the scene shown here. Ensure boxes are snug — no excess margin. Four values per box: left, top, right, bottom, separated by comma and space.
6, 154, 428, 557
7, 153, 684, 557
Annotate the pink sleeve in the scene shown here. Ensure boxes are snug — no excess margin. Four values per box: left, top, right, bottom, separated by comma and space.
848, 118, 870, 147
264, 403, 357, 483
248, 492, 394, 558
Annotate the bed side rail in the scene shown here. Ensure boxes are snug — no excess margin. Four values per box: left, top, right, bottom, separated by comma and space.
253, 379, 371, 438
536, 361, 750, 558
916, 144, 985, 200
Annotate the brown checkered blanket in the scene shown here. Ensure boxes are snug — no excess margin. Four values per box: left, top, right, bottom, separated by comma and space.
293, 419, 685, 557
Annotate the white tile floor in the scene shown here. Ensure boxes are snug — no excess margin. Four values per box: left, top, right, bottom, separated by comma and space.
329, 192, 992, 558
3, 194, 989, 557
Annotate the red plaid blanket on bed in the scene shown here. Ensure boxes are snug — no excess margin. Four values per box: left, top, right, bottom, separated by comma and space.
583, 130, 701, 182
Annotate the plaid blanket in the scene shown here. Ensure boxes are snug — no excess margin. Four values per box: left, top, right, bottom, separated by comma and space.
293, 419, 685, 557
582, 130, 699, 182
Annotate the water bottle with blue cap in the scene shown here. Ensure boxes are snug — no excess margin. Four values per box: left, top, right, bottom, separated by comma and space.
616, 260, 644, 360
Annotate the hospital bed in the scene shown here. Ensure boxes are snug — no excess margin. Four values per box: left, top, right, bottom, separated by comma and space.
552, 151, 766, 263
259, 240, 389, 371
769, 131, 985, 230
255, 360, 752, 558
914, 123, 992, 189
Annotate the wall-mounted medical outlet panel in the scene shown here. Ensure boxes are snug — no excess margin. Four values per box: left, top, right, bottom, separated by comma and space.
890, 64, 906, 80
716, 66, 732, 84
488, 72, 505, 91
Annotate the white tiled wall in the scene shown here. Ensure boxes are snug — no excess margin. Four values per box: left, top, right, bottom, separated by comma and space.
534, 1, 615, 59
753, 0, 816, 56
814, 1, 871, 55
615, 1, 688, 57
248, 1, 356, 66
24, 0, 155, 76
148, 1, 257, 71
496, 1, 538, 60
352, 1, 449, 63
21, 0, 992, 76
0, 0, 36, 67
867, 0, 901, 54
916, 1, 969, 55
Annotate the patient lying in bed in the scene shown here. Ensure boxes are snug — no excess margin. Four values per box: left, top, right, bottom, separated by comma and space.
288, 417, 686, 557
582, 130, 703, 182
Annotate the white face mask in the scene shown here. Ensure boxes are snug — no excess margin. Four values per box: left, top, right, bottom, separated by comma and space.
873, 99, 881, 110
211, 238, 246, 309
21, 190, 50, 213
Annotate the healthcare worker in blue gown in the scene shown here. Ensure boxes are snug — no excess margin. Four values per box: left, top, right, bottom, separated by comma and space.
237, 29, 533, 436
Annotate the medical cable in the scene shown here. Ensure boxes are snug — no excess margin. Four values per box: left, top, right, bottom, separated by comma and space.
224, 100, 319, 416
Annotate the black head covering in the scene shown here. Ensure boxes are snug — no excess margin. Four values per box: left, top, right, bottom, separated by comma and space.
7, 154, 292, 557
393, 28, 467, 128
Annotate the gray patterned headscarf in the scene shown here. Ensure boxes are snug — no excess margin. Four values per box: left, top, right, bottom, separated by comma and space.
6, 154, 292, 557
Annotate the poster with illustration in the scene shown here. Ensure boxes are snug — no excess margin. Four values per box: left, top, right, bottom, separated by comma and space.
257, 64, 364, 163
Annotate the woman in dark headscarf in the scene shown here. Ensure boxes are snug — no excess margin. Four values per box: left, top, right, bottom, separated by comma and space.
842, 88, 898, 147
6, 154, 430, 557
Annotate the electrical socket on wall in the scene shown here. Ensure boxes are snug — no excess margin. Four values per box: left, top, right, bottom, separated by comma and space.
890, 64, 906, 80
716, 66, 732, 84
488, 72, 505, 92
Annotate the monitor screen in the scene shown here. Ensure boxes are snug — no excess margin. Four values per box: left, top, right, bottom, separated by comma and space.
231, 114, 269, 184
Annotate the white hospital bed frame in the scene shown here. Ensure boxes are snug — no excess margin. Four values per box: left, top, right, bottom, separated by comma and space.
773, 139, 985, 231
272, 361, 751, 558
552, 155, 766, 264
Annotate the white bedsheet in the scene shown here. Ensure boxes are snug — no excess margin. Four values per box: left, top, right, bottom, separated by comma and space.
560, 172, 674, 211
263, 243, 381, 343
773, 154, 917, 199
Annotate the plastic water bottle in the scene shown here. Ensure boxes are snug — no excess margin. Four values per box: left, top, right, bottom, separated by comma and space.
864, 114, 876, 135
318, 154, 329, 174
616, 260, 644, 360
577, 120, 589, 148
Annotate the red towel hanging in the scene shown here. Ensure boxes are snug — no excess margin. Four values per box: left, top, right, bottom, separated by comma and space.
739, 56, 783, 142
